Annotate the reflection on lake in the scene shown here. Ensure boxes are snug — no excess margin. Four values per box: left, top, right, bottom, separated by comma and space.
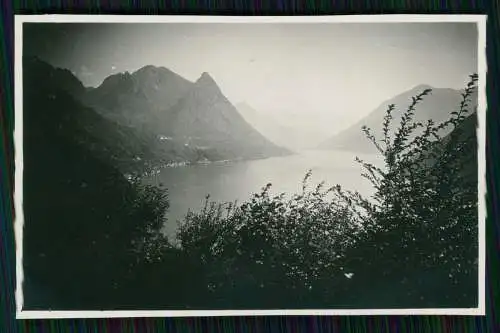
145, 149, 383, 238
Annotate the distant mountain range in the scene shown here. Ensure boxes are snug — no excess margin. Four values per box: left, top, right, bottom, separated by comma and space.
235, 102, 331, 151
318, 84, 478, 153
25, 57, 290, 174
235, 102, 300, 150
25, 57, 476, 170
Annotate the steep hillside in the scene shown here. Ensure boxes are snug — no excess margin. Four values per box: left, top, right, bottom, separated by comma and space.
23, 57, 163, 174
22, 56, 166, 309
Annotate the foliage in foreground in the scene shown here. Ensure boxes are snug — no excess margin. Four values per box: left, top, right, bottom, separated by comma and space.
174, 74, 479, 308
336, 74, 479, 307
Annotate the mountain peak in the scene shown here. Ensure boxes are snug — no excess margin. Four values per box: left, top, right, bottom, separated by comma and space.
134, 65, 157, 74
196, 72, 217, 85
134, 65, 174, 75
191, 72, 222, 97
98, 71, 132, 88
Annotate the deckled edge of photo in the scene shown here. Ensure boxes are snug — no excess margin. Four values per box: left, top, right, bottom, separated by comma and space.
14, 14, 25, 318
13, 14, 487, 319
476, 14, 487, 318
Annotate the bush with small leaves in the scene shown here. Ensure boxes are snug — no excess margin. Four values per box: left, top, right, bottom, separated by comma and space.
177, 172, 363, 307
335, 74, 479, 307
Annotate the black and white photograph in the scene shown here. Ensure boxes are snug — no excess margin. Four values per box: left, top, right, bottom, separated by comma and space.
15, 15, 486, 318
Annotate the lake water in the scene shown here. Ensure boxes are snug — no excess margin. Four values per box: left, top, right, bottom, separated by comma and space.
145, 149, 383, 238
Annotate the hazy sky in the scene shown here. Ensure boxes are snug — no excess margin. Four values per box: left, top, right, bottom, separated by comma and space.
24, 22, 478, 136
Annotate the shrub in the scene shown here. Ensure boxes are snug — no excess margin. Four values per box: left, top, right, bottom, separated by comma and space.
335, 74, 479, 307
177, 174, 362, 308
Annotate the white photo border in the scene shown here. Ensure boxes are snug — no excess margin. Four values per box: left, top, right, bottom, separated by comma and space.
14, 14, 488, 319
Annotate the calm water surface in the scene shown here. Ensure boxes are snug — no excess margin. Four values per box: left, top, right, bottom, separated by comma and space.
145, 149, 383, 238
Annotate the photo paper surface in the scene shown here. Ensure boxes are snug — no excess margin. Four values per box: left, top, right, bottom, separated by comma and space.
14, 15, 487, 319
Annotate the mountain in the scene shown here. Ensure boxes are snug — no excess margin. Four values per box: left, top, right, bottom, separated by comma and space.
24, 58, 223, 174
83, 67, 290, 162
426, 110, 478, 179
83, 65, 193, 133
160, 72, 290, 160
319, 85, 477, 153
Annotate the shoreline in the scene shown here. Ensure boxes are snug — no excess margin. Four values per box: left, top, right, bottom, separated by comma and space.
132, 151, 299, 180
